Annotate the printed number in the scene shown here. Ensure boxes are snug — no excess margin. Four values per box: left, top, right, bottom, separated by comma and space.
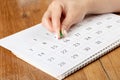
51, 45, 58, 49
74, 33, 81, 37
58, 62, 66, 67
71, 54, 79, 59
60, 49, 67, 54
95, 41, 102, 44
48, 57, 55, 62
38, 52, 45, 56
42, 42, 47, 45
63, 39, 70, 43
96, 30, 103, 35
33, 39, 37, 41
84, 47, 91, 51
84, 36, 92, 40
46, 33, 50, 36
86, 27, 92, 31
29, 49, 34, 51
106, 25, 112, 29
73, 43, 80, 47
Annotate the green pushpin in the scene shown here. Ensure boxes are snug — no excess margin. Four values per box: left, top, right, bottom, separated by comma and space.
60, 30, 64, 38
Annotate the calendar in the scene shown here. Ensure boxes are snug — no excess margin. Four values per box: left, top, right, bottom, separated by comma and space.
0, 13, 120, 80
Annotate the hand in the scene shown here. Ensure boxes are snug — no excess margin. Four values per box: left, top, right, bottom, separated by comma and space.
42, 0, 90, 38
42, 0, 120, 39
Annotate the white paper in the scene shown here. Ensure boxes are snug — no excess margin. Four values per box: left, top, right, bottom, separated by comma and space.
0, 13, 120, 80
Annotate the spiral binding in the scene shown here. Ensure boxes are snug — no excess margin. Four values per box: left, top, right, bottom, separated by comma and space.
57, 39, 120, 80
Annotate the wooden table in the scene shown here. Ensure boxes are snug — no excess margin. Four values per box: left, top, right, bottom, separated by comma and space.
0, 0, 120, 80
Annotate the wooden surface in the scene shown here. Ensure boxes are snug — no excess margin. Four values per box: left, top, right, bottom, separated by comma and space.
0, 0, 120, 80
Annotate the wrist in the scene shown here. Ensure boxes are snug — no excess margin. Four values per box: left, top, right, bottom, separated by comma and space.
86, 0, 120, 14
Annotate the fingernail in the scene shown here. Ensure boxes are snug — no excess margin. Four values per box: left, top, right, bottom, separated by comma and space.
62, 24, 68, 36
63, 29, 67, 37
55, 32, 60, 39
62, 28, 67, 37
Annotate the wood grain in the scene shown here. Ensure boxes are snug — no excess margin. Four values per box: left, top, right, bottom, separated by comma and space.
0, 0, 120, 80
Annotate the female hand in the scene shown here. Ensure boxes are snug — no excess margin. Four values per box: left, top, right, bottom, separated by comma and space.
42, 0, 120, 39
42, 0, 90, 38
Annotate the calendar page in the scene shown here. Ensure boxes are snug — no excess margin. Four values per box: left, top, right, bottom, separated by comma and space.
0, 14, 120, 80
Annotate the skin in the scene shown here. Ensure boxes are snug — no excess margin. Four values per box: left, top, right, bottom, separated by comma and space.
42, 0, 120, 38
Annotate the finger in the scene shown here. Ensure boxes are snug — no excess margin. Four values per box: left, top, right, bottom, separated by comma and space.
62, 13, 77, 31
62, 12, 85, 37
51, 4, 62, 39
42, 11, 54, 32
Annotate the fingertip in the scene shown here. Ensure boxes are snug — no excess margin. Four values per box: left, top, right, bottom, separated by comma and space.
55, 32, 61, 39
51, 4, 63, 38
61, 27, 68, 37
